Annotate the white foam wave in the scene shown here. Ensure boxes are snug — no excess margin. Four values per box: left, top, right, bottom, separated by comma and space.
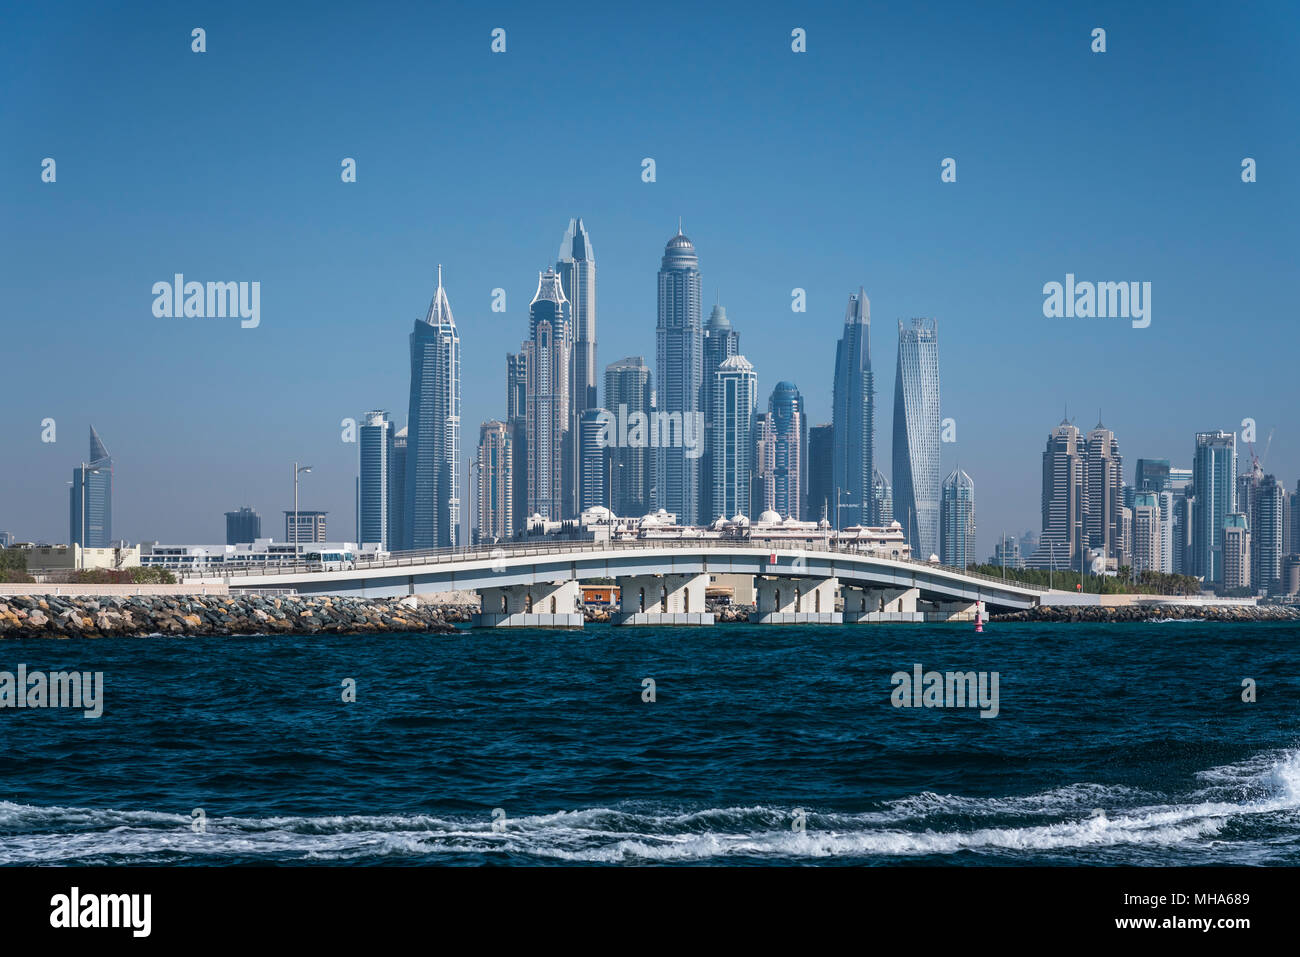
2, 750, 1297, 864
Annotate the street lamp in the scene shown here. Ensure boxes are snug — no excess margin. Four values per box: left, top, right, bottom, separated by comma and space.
77, 462, 102, 570
293, 462, 312, 558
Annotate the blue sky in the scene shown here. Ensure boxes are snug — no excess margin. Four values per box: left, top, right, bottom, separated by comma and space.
2, 0, 1296, 552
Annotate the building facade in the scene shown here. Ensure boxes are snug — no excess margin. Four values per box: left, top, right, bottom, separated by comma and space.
1029, 420, 1085, 570
1222, 512, 1250, 591
284, 510, 327, 544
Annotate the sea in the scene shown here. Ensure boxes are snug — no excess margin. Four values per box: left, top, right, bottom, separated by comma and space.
1, 621, 1297, 865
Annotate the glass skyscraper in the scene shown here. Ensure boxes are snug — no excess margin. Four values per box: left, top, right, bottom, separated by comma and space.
940, 467, 976, 568
524, 268, 571, 521
225, 506, 261, 546
604, 356, 654, 517
476, 420, 512, 543
700, 302, 739, 523
578, 408, 608, 513
655, 227, 703, 524
712, 355, 757, 520
556, 218, 596, 518
831, 288, 873, 528
389, 426, 407, 550
892, 319, 940, 559
404, 266, 461, 549
358, 410, 394, 549
806, 423, 834, 524
69, 426, 112, 547
769, 381, 806, 520
1192, 430, 1237, 583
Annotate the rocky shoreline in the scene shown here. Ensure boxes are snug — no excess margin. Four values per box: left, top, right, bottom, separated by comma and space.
0, 594, 464, 638
994, 604, 1300, 623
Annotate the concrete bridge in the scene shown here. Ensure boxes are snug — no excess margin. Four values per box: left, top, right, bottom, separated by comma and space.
187, 539, 1044, 627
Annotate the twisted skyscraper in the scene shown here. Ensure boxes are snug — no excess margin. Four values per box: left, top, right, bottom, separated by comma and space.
893, 318, 940, 559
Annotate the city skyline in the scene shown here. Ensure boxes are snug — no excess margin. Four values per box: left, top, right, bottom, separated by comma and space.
3, 3, 1296, 551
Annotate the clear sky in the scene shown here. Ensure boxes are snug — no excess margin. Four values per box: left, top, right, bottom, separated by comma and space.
2, 0, 1296, 553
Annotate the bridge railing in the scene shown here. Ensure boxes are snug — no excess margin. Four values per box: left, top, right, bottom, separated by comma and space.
182, 536, 1044, 594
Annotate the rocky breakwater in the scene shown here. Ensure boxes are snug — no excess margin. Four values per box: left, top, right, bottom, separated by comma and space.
994, 603, 1300, 624
0, 594, 460, 637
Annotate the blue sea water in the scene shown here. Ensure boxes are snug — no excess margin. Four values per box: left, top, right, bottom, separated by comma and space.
0, 621, 1297, 865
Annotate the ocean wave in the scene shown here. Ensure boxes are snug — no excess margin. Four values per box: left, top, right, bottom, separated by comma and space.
2, 749, 1297, 865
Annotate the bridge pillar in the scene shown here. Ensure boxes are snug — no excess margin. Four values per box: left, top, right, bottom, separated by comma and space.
918, 599, 980, 622
473, 580, 583, 628
842, 586, 922, 623
611, 574, 714, 626
752, 576, 841, 624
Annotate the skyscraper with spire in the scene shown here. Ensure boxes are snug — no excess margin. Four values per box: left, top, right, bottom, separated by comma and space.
655, 224, 703, 524
404, 265, 461, 549
524, 268, 571, 520
892, 318, 940, 559
1084, 419, 1123, 562
832, 288, 874, 528
70, 426, 112, 547
556, 218, 596, 519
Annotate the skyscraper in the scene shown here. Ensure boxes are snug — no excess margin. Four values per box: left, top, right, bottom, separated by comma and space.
1132, 491, 1162, 574
1192, 430, 1237, 583
940, 467, 976, 568
1085, 421, 1123, 562
1028, 419, 1085, 570
578, 408, 608, 512
524, 268, 571, 520
476, 420, 512, 543
506, 352, 529, 532
832, 288, 873, 528
69, 426, 112, 547
892, 319, 940, 558
1255, 475, 1285, 593
556, 218, 596, 518
655, 227, 703, 524
700, 302, 739, 522
358, 410, 394, 548
751, 411, 774, 519
404, 266, 461, 549
769, 382, 806, 520
389, 426, 407, 550
225, 506, 261, 546
712, 355, 757, 520
807, 424, 834, 523
1223, 512, 1250, 591
604, 356, 654, 517
871, 468, 894, 526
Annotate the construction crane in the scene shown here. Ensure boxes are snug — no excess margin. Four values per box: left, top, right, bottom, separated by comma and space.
1246, 427, 1274, 480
